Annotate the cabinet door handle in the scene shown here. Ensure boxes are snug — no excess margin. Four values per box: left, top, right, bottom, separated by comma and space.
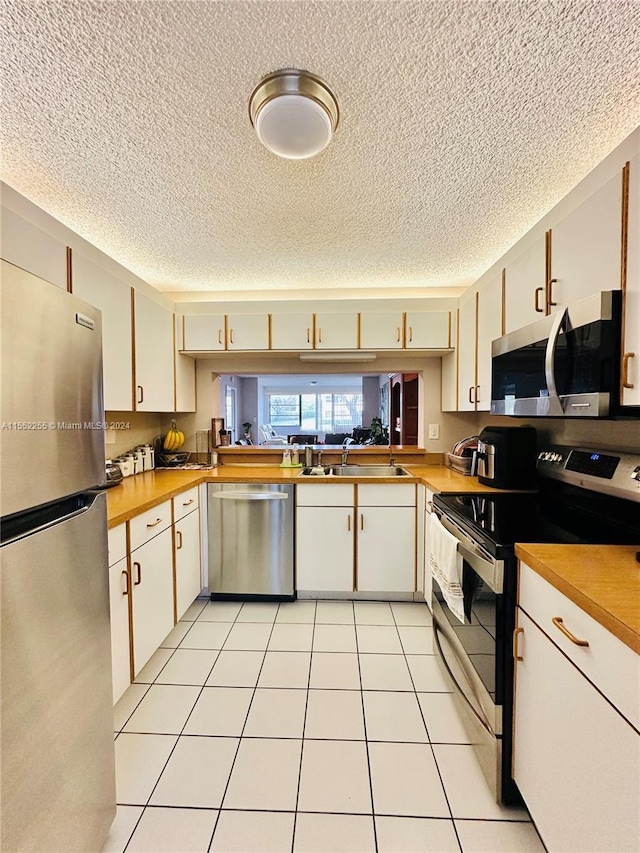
475, 384, 480, 404
318, 328, 323, 344
306, 328, 310, 344
396, 326, 401, 342
360, 513, 364, 531
121, 570, 129, 596
547, 278, 558, 308
534, 287, 544, 313
409, 326, 413, 342
468, 386, 475, 404
552, 616, 589, 647
229, 328, 234, 345
513, 626, 524, 661
622, 352, 635, 389
146, 517, 163, 528
347, 514, 351, 532
182, 498, 195, 507
218, 329, 223, 346
133, 561, 142, 585
137, 385, 144, 404
176, 530, 183, 550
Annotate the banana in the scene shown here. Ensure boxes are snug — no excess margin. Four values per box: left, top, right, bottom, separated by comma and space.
163, 420, 184, 452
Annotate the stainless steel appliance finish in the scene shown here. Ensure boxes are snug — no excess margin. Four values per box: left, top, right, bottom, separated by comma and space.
0, 263, 116, 851
208, 483, 295, 599
1, 260, 105, 518
429, 443, 640, 806
299, 465, 410, 477
490, 290, 624, 418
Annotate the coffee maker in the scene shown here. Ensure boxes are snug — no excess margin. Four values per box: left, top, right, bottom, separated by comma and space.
476, 426, 537, 489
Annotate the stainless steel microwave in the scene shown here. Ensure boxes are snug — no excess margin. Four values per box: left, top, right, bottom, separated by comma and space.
491, 290, 622, 418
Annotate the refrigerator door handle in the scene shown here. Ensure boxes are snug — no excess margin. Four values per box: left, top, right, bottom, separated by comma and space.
1, 492, 103, 548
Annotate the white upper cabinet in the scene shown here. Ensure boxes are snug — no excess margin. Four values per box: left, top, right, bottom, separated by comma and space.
133, 291, 174, 412
0, 207, 67, 290
622, 153, 640, 407
550, 169, 623, 312
314, 312, 359, 349
504, 235, 547, 332
270, 313, 314, 350
457, 294, 477, 411
182, 315, 226, 351
72, 252, 133, 412
359, 312, 404, 349
174, 316, 196, 412
226, 314, 269, 350
475, 276, 503, 411
404, 311, 451, 349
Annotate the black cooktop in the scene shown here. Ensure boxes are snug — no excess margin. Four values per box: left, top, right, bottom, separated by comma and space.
434, 481, 640, 557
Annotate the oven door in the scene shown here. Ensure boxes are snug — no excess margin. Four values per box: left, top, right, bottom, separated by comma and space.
429, 509, 518, 803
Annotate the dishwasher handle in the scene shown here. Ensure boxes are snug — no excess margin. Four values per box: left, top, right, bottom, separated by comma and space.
209, 491, 289, 501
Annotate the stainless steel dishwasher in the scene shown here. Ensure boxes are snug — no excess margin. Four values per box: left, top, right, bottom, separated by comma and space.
207, 483, 295, 599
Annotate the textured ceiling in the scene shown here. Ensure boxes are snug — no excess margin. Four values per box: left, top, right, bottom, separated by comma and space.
1, 0, 639, 295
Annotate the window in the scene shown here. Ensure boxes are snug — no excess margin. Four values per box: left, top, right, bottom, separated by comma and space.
268, 392, 363, 432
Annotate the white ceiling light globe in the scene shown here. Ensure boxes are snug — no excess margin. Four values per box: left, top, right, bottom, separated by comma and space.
255, 94, 333, 160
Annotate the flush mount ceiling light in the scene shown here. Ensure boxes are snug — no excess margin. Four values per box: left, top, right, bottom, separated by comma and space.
249, 69, 339, 160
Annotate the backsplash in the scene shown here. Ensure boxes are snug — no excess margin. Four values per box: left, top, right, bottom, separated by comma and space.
105, 411, 163, 458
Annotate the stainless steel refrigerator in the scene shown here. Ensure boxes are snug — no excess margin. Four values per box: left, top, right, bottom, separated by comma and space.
1, 260, 116, 851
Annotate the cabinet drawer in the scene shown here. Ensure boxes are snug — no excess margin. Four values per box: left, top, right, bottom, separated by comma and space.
173, 486, 199, 522
519, 561, 640, 729
129, 500, 172, 551
108, 523, 127, 567
296, 483, 353, 506
357, 483, 416, 507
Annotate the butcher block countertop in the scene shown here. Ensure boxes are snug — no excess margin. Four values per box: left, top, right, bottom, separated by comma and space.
515, 544, 640, 654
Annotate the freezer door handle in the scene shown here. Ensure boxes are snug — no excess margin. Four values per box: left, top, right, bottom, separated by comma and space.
1, 491, 103, 548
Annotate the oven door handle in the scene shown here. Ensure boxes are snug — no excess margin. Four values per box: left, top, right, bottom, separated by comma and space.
434, 509, 504, 594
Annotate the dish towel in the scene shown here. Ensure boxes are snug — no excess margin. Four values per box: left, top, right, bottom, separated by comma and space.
429, 514, 465, 624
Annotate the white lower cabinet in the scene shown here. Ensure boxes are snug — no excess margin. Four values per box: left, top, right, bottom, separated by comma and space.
514, 565, 640, 853
108, 524, 131, 704
174, 507, 202, 620
296, 483, 416, 595
130, 527, 174, 678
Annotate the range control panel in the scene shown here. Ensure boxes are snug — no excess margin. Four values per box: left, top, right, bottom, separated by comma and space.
538, 445, 640, 501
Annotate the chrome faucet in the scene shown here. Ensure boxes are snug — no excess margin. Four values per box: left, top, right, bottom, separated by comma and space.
341, 448, 349, 466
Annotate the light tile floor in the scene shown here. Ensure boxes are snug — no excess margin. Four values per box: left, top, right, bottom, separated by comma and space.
103, 598, 545, 853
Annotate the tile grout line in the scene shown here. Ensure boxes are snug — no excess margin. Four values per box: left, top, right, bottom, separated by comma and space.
392, 604, 464, 853
290, 598, 318, 853
354, 599, 380, 853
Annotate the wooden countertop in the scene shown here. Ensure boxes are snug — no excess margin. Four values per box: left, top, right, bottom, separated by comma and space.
515, 544, 640, 654
106, 464, 526, 527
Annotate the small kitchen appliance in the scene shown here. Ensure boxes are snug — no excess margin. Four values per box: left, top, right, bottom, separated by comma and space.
429, 442, 640, 806
476, 426, 537, 489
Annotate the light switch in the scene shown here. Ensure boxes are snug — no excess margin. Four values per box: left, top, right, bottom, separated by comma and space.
428, 423, 440, 440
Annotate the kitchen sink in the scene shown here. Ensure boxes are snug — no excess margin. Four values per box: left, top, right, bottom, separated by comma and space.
299, 465, 411, 477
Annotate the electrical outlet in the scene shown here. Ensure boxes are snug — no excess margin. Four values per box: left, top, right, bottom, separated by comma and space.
428, 423, 440, 440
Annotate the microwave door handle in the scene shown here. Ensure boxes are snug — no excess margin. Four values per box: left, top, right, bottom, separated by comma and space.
544, 307, 567, 416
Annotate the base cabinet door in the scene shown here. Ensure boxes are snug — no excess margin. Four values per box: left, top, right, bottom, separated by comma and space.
357, 506, 415, 593
174, 509, 202, 620
131, 528, 174, 677
513, 608, 639, 853
108, 555, 131, 704
296, 506, 354, 592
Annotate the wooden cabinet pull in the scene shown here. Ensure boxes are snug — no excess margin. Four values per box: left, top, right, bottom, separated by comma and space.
622, 352, 635, 389
360, 513, 364, 531
396, 326, 401, 342
133, 561, 142, 585
409, 326, 413, 342
547, 278, 557, 308
121, 570, 129, 596
475, 384, 480, 404
146, 517, 163, 528
137, 385, 144, 403
182, 498, 195, 507
176, 530, 183, 550
218, 329, 223, 346
347, 514, 351, 532
468, 386, 475, 404
552, 616, 589, 647
306, 328, 310, 344
513, 626, 524, 662
534, 287, 544, 313
229, 329, 234, 344
318, 328, 323, 344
